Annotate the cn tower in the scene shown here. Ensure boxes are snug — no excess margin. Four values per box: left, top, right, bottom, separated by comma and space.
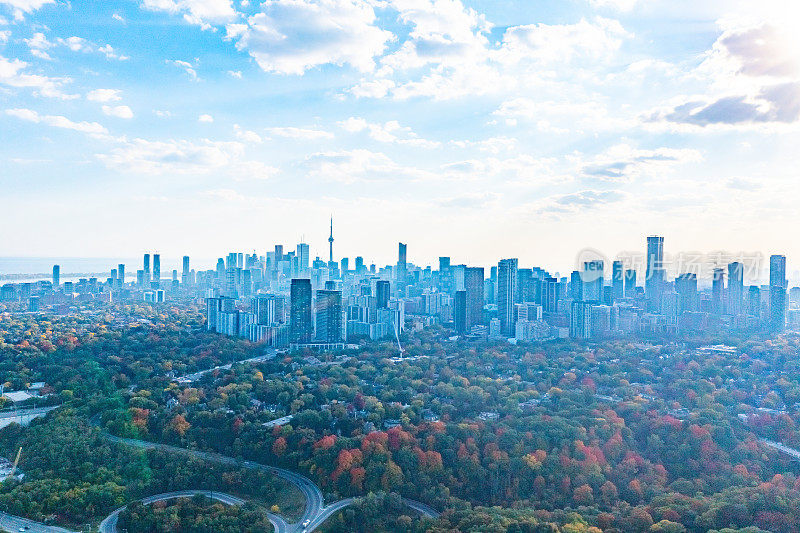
328, 217, 334, 263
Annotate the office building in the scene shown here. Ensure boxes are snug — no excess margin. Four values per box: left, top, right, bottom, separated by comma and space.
465, 266, 484, 327
397, 242, 407, 290
612, 261, 623, 300
497, 258, 518, 336
624, 269, 637, 298
570, 271, 582, 301
570, 301, 593, 339
747, 286, 761, 317
712, 268, 724, 315
454, 290, 467, 334
582, 260, 603, 303
770, 255, 787, 333
316, 289, 343, 343
182, 256, 190, 284
728, 262, 743, 316
646, 236, 664, 310
297, 243, 310, 273
152, 254, 161, 287
290, 279, 313, 343
376, 280, 391, 309
675, 273, 698, 313
143, 253, 151, 284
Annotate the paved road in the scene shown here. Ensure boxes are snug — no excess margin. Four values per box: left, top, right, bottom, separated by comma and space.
103, 433, 439, 532
0, 511, 75, 533
1, 429, 440, 533
300, 498, 357, 532
98, 490, 246, 533
402, 497, 441, 518
104, 434, 325, 532
174, 350, 278, 383
760, 438, 800, 460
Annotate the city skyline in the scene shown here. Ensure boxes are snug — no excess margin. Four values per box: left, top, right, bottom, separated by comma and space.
1, 0, 799, 261
1, 234, 798, 286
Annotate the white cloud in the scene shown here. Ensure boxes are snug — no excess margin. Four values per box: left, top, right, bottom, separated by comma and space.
439, 153, 557, 184
438, 192, 498, 209
646, 19, 800, 129
495, 17, 629, 66
87, 89, 122, 102
25, 32, 129, 61
142, 0, 237, 27
167, 59, 198, 80
304, 149, 429, 183
493, 97, 634, 134
588, 0, 638, 12
379, 0, 492, 71
24, 32, 54, 60
234, 124, 262, 143
98, 138, 242, 174
349, 78, 395, 99
98, 44, 129, 61
102, 105, 134, 119
230, 0, 394, 75
0, 55, 77, 99
112, 13, 125, 22
0, 30, 8, 43
576, 144, 703, 182
198, 113, 214, 123
553, 189, 626, 208
59, 36, 90, 52
338, 116, 439, 147
6, 107, 108, 134
227, 69, 242, 78
350, 3, 632, 100
267, 126, 333, 139
1, 0, 54, 20
97, 137, 277, 179
449, 136, 517, 155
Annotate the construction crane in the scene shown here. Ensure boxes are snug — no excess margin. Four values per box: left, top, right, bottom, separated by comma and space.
8, 447, 21, 478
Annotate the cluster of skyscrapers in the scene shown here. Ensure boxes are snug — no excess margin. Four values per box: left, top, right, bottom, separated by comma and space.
204, 226, 405, 350
2, 232, 798, 346
560, 237, 792, 340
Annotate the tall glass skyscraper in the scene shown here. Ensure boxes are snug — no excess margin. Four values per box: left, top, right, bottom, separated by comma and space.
770, 254, 787, 332
646, 236, 664, 311
465, 267, 484, 328
152, 254, 161, 287
290, 278, 313, 343
728, 262, 743, 316
497, 258, 518, 336
315, 289, 343, 343
143, 253, 150, 285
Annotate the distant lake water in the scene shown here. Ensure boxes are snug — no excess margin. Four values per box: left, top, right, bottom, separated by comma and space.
0, 257, 212, 283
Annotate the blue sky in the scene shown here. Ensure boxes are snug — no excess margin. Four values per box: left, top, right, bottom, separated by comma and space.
1, 0, 798, 275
